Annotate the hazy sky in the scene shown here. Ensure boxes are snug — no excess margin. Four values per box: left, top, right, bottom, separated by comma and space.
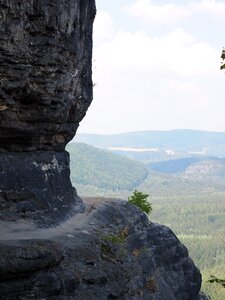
78, 0, 224, 134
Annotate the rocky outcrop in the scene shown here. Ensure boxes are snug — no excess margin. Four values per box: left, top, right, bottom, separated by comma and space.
0, 0, 96, 225
0, 0, 95, 152
0, 198, 204, 300
0, 151, 84, 226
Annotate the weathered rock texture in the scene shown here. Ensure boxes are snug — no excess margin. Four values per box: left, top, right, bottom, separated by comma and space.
0, 151, 84, 225
0, 0, 95, 152
0, 0, 96, 224
0, 198, 207, 300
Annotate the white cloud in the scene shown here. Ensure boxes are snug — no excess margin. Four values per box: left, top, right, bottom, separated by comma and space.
81, 23, 222, 134
79, 5, 224, 134
94, 27, 218, 78
93, 10, 115, 42
125, 0, 225, 26
191, 0, 225, 20
124, 0, 190, 26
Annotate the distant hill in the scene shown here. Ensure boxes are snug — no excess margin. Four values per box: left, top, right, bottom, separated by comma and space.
74, 129, 225, 160
135, 157, 225, 196
106, 148, 189, 164
148, 157, 214, 174
67, 140, 225, 300
66, 143, 148, 192
182, 158, 225, 183
67, 142, 225, 198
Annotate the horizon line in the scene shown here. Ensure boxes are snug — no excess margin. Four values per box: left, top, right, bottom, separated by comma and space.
76, 128, 225, 135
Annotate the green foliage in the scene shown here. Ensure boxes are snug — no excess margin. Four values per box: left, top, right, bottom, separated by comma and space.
67, 143, 225, 299
148, 190, 225, 300
221, 49, 225, 69
102, 233, 126, 244
148, 157, 209, 174
128, 190, 152, 215
67, 143, 148, 192
208, 276, 225, 288
100, 243, 113, 256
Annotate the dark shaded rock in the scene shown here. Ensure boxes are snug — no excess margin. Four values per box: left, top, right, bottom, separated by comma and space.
0, 199, 204, 300
199, 292, 211, 300
0, 239, 63, 280
0, 0, 95, 225
0, 0, 96, 152
0, 151, 84, 226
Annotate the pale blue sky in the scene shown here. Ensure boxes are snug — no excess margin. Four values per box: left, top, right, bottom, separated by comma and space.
95, 0, 223, 47
78, 0, 224, 134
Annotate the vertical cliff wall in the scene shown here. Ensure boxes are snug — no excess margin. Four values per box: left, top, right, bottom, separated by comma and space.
0, 0, 96, 225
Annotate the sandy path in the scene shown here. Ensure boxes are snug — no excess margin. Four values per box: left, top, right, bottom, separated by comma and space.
0, 197, 110, 241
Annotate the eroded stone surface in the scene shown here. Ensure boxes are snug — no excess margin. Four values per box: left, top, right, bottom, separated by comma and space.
0, 0, 96, 151
0, 239, 63, 280
0, 151, 84, 226
0, 199, 204, 300
0, 0, 95, 225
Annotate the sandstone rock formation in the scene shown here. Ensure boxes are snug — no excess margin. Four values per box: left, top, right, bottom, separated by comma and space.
0, 0, 95, 152
0, 1, 210, 299
0, 0, 96, 225
0, 198, 209, 300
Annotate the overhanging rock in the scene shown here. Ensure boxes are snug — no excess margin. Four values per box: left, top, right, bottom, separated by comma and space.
0, 0, 96, 226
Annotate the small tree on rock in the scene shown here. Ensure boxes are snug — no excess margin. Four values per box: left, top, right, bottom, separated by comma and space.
208, 275, 225, 288
128, 190, 152, 215
221, 49, 225, 70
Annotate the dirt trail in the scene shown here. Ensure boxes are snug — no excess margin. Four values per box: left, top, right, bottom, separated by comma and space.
0, 197, 110, 241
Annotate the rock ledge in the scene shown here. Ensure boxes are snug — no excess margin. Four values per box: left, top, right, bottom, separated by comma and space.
0, 198, 206, 300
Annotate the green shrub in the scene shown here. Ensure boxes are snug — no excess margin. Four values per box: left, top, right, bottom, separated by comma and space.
128, 190, 152, 215
102, 233, 126, 244
208, 275, 225, 288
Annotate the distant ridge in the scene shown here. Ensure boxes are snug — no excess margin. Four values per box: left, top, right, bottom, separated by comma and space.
67, 143, 148, 191
67, 142, 225, 194
74, 129, 225, 159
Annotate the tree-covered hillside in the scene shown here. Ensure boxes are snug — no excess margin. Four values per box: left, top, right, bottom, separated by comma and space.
67, 143, 148, 191
182, 159, 225, 183
67, 143, 225, 197
149, 157, 207, 174
67, 143, 225, 299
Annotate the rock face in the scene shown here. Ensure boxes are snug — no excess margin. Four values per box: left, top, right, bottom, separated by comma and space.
0, 151, 84, 225
0, 199, 205, 300
0, 0, 96, 225
0, 0, 95, 152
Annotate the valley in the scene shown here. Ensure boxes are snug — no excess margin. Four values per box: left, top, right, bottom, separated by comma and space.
67, 132, 225, 300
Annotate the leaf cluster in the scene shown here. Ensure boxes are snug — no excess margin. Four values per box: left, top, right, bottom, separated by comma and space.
208, 276, 225, 288
128, 190, 152, 215
102, 233, 126, 244
221, 49, 225, 70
